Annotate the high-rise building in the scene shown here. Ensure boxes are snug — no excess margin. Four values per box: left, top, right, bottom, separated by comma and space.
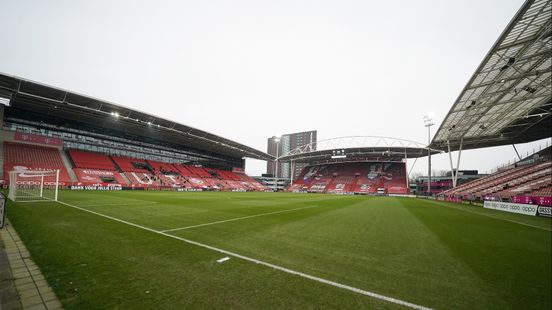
267, 130, 317, 180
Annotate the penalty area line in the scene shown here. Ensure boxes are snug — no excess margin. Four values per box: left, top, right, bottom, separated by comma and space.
56, 200, 432, 310
161, 204, 321, 232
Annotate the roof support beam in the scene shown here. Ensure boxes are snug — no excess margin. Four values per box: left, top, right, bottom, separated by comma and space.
447, 139, 463, 188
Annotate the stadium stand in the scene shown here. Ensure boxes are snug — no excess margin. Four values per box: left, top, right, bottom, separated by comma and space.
289, 162, 408, 194
3, 142, 72, 184
237, 173, 266, 191
111, 156, 151, 173
185, 166, 212, 178
148, 160, 180, 174
351, 177, 377, 194
440, 147, 552, 202
69, 150, 117, 170
0, 74, 269, 192
73, 168, 127, 184
125, 172, 160, 186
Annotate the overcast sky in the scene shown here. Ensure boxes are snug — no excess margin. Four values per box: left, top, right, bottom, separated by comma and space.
1, 0, 549, 176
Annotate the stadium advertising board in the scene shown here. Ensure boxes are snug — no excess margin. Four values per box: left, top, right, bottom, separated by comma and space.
512, 195, 552, 206
71, 183, 122, 191
14, 132, 63, 146
177, 188, 202, 192
484, 201, 538, 216
537, 206, 552, 217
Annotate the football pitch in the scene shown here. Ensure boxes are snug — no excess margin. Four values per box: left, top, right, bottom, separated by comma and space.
5, 191, 551, 309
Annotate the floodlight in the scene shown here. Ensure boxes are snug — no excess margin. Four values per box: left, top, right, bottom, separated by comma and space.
331, 154, 346, 159
0, 90, 12, 106
423, 114, 435, 127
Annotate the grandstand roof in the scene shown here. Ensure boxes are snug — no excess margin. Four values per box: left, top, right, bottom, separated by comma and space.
0, 73, 274, 161
278, 136, 440, 163
431, 0, 551, 152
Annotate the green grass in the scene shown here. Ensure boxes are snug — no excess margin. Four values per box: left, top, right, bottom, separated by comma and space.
5, 191, 551, 309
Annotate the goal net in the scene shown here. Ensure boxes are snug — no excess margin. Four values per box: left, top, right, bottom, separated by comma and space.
8, 169, 60, 202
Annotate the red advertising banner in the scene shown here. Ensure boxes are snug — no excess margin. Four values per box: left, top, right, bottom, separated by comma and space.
512, 195, 552, 206
14, 132, 63, 146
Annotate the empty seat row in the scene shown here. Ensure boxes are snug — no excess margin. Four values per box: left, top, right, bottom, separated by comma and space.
441, 160, 552, 198
69, 150, 116, 170
3, 142, 72, 184
289, 162, 408, 194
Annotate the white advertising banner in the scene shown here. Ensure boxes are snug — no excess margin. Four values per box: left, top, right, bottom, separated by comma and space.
484, 201, 538, 216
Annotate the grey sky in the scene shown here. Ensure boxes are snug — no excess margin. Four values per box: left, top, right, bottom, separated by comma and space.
1, 0, 548, 176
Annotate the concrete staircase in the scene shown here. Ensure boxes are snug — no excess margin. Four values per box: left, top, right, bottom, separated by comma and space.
120, 172, 131, 185
59, 149, 78, 183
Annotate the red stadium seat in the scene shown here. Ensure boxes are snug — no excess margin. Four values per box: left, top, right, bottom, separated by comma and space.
3, 142, 72, 185
74, 168, 127, 184
442, 161, 552, 199
290, 162, 408, 194
69, 150, 116, 170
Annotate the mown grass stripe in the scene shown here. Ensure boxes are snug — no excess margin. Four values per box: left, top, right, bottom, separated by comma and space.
57, 200, 432, 310
161, 204, 321, 232
420, 199, 551, 231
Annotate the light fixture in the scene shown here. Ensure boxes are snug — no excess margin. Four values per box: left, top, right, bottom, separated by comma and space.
0, 97, 11, 107
500, 57, 516, 71
522, 86, 536, 94
423, 115, 435, 127
111, 111, 119, 118
525, 112, 548, 118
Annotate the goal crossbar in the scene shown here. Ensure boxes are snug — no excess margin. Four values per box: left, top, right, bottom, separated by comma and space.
8, 169, 60, 202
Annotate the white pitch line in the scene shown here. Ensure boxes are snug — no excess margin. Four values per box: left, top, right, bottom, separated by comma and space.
55, 200, 432, 310
79, 202, 160, 207
161, 204, 321, 232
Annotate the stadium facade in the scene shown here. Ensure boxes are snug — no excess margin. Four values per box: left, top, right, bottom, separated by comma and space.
0, 73, 272, 191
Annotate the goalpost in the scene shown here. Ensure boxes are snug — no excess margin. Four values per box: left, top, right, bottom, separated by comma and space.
8, 169, 60, 202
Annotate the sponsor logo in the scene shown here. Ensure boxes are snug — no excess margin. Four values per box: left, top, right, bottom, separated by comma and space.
537, 206, 552, 217
484, 201, 538, 216
130, 172, 153, 185
71, 185, 122, 191
82, 170, 115, 176
14, 132, 63, 146
12, 166, 56, 178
